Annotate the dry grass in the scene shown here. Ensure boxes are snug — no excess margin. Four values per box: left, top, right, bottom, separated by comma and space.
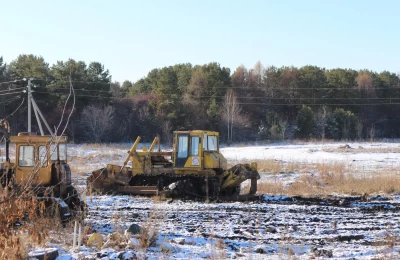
68, 153, 123, 175
252, 158, 400, 196
291, 138, 336, 144
224, 138, 338, 147
237, 157, 400, 196
322, 146, 400, 153
0, 187, 64, 259
257, 177, 285, 194
0, 145, 16, 159
138, 206, 160, 251
232, 159, 347, 175
67, 142, 168, 175
284, 173, 400, 196
77, 143, 133, 150
67, 142, 160, 175
209, 232, 227, 259
68, 144, 129, 175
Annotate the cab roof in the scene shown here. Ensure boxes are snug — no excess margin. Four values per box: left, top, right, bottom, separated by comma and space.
10, 132, 68, 144
174, 130, 219, 136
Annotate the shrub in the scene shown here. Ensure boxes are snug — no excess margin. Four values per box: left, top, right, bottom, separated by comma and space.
326, 108, 357, 140
296, 105, 315, 139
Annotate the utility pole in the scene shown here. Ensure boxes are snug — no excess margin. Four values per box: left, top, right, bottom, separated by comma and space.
27, 79, 32, 132
25, 79, 54, 136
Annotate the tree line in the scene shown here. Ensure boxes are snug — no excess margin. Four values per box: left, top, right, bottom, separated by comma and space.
1, 54, 400, 143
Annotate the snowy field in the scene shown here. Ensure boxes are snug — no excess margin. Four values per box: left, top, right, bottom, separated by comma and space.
2, 141, 400, 259
222, 141, 400, 169
70, 194, 399, 260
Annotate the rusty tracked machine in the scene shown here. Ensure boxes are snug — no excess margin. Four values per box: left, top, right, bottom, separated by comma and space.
88, 130, 260, 200
0, 119, 85, 221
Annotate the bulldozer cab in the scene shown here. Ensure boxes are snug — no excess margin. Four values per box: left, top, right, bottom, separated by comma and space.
173, 130, 227, 171
10, 133, 68, 186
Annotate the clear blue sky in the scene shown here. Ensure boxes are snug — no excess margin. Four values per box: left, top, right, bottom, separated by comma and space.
1, 0, 399, 83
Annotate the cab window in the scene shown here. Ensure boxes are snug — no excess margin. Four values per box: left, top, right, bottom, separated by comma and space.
50, 143, 68, 161
59, 144, 67, 161
19, 145, 35, 167
38, 145, 48, 167
191, 136, 199, 156
203, 134, 208, 150
177, 135, 189, 158
208, 136, 218, 151
50, 144, 58, 161
203, 134, 218, 151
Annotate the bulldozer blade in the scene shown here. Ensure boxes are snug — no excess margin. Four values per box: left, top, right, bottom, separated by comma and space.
221, 163, 260, 190
116, 186, 159, 195
249, 177, 258, 195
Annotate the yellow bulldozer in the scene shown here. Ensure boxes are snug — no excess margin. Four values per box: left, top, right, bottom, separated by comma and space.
88, 130, 260, 200
0, 119, 85, 221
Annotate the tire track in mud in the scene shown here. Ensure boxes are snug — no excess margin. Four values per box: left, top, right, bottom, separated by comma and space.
85, 195, 400, 258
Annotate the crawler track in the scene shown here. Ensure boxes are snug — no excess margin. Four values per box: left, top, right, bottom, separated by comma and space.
84, 194, 400, 259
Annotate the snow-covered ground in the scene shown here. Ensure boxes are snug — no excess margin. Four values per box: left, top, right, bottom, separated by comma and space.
75, 194, 400, 259
221, 141, 400, 170
2, 141, 400, 259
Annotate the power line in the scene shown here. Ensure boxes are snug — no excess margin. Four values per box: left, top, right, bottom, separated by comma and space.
62, 80, 111, 85
32, 89, 395, 100
38, 87, 111, 93
143, 85, 400, 90
3, 98, 25, 120
155, 94, 400, 100
33, 91, 110, 98
0, 80, 24, 85
0, 87, 26, 93
31, 78, 112, 85
191, 86, 400, 90
3, 90, 399, 106
40, 86, 400, 97
212, 102, 400, 106
0, 91, 23, 96
32, 89, 400, 104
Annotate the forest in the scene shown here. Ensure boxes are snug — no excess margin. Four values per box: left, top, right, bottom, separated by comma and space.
1, 54, 400, 143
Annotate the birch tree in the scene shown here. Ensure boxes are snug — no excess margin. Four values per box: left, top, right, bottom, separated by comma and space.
222, 89, 242, 143
278, 117, 289, 140
315, 105, 329, 139
81, 105, 114, 142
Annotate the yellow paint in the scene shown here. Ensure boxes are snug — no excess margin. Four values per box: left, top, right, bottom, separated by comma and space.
174, 130, 227, 171
10, 133, 68, 186
203, 152, 227, 170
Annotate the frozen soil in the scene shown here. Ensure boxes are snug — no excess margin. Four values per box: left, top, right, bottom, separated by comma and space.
63, 193, 400, 259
